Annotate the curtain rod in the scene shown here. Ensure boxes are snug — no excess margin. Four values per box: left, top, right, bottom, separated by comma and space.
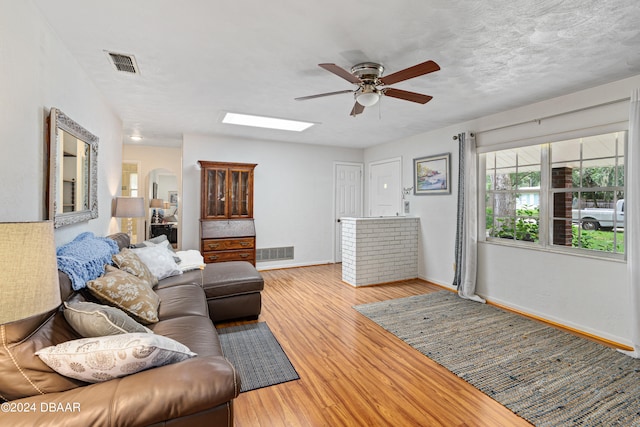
452, 133, 474, 140
452, 96, 630, 140
478, 97, 630, 135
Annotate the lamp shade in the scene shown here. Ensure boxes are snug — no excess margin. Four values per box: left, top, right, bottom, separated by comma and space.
114, 197, 145, 218
149, 198, 164, 208
0, 222, 61, 324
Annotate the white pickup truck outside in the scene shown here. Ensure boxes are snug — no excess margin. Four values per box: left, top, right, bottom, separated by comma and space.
572, 199, 624, 230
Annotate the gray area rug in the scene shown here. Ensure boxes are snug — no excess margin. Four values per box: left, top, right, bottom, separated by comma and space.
217, 322, 299, 392
354, 291, 640, 426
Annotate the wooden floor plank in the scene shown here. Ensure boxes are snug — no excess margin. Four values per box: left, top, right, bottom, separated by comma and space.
218, 264, 532, 427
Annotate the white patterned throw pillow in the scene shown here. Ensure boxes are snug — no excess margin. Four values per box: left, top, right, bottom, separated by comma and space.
35, 333, 196, 383
131, 245, 182, 280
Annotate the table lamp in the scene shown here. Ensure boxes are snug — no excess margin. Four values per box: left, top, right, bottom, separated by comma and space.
150, 198, 163, 223
0, 222, 61, 324
114, 197, 145, 241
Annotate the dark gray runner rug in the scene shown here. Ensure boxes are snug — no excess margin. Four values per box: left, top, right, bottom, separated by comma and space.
354, 291, 640, 426
217, 322, 299, 393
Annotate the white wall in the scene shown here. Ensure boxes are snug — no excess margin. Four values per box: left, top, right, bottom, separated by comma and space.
365, 74, 640, 346
364, 124, 461, 288
0, 0, 122, 245
182, 134, 363, 269
477, 244, 627, 344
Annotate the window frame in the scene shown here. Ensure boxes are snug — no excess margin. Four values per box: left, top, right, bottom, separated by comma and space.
483, 147, 543, 244
479, 130, 627, 261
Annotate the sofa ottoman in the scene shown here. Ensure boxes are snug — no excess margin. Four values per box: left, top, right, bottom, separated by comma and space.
201, 261, 264, 322
156, 260, 264, 323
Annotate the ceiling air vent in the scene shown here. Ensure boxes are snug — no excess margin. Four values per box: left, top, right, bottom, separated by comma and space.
106, 51, 139, 74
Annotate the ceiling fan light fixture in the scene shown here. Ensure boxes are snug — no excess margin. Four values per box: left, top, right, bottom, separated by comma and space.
297, 60, 439, 115
356, 86, 381, 107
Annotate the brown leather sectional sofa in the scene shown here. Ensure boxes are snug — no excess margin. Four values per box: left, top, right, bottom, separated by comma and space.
0, 233, 264, 426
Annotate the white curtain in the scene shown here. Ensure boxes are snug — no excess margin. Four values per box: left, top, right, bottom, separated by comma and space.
453, 132, 485, 303
621, 90, 640, 358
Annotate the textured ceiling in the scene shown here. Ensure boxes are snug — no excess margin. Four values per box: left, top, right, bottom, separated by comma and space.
33, 0, 640, 148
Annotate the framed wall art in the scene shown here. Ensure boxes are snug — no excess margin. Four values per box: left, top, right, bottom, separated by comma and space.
168, 191, 178, 205
413, 152, 451, 195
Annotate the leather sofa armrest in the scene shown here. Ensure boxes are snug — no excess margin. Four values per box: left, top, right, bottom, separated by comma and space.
0, 356, 239, 427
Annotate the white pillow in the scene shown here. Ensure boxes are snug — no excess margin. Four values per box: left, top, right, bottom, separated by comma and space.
131, 245, 182, 280
36, 333, 196, 383
174, 250, 205, 272
142, 236, 173, 251
133, 235, 175, 253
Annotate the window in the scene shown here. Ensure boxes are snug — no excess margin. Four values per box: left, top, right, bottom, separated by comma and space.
483, 130, 626, 258
485, 145, 541, 243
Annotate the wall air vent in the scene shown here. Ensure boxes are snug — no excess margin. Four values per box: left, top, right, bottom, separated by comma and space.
105, 51, 139, 74
256, 246, 294, 262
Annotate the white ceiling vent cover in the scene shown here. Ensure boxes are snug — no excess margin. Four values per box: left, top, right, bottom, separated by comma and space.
105, 51, 139, 74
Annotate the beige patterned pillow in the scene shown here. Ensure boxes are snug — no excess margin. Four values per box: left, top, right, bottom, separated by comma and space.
35, 333, 196, 383
63, 301, 152, 337
112, 248, 158, 288
86, 265, 160, 324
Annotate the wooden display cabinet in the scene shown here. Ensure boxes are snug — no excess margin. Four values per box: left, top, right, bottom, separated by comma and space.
199, 161, 256, 219
198, 161, 257, 265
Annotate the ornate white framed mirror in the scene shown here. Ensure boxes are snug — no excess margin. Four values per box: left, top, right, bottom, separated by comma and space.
47, 108, 99, 228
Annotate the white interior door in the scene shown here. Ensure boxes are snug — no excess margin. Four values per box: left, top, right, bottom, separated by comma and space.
369, 157, 402, 217
335, 162, 363, 262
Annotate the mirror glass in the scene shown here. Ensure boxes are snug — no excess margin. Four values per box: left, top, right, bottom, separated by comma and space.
148, 168, 179, 247
48, 108, 98, 228
58, 129, 90, 213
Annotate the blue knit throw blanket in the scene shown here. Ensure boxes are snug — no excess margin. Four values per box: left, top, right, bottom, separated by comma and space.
57, 232, 120, 290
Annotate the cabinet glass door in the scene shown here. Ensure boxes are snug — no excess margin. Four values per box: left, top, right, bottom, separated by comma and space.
230, 169, 251, 217
206, 169, 227, 218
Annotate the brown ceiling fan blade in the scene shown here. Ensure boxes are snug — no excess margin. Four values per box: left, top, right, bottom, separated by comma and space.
350, 102, 365, 117
319, 63, 362, 84
379, 60, 440, 86
384, 88, 433, 104
295, 89, 354, 101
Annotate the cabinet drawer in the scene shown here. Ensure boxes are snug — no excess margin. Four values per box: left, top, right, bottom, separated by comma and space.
203, 250, 254, 263
202, 237, 254, 251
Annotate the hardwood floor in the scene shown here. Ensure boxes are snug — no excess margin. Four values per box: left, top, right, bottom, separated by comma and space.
218, 264, 532, 426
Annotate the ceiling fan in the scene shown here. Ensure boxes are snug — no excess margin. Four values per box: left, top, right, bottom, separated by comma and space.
295, 60, 440, 116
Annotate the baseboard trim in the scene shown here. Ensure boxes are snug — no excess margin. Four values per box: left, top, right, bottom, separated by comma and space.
256, 261, 333, 272
486, 299, 634, 351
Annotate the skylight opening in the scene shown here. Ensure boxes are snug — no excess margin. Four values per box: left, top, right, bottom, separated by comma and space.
222, 112, 315, 132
